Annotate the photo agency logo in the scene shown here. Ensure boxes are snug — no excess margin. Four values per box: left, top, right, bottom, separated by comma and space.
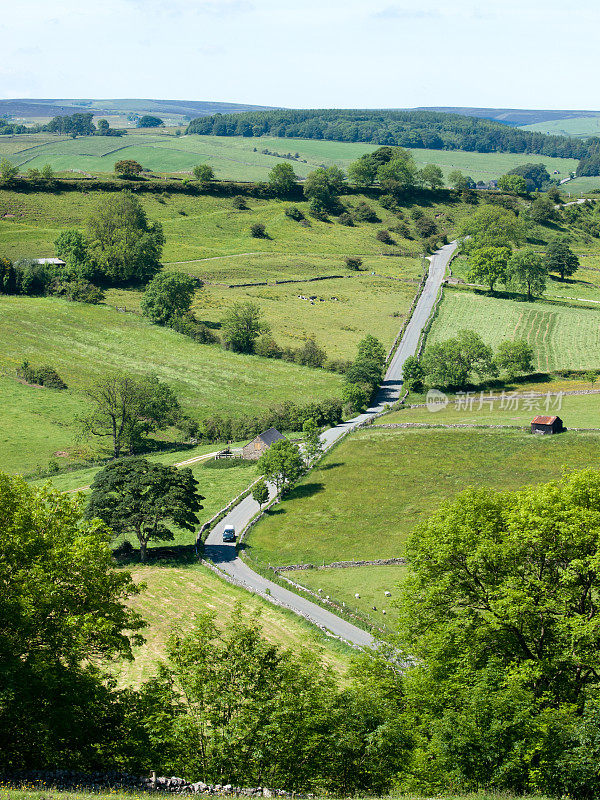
425, 389, 564, 414
426, 389, 449, 412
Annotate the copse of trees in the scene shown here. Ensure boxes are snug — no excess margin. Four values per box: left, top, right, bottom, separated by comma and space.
197, 397, 343, 443
419, 331, 534, 389
394, 469, 600, 797
187, 108, 596, 160
45, 112, 95, 137
137, 115, 164, 128
0, 474, 145, 771
459, 205, 525, 252
506, 161, 552, 190
303, 165, 346, 212
342, 334, 387, 412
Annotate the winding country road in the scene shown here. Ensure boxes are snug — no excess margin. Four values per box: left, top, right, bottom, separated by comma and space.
204, 241, 458, 648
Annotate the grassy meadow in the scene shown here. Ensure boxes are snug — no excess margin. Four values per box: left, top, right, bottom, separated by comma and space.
0, 295, 343, 474
115, 562, 353, 686
383, 390, 600, 428
0, 130, 579, 183
428, 289, 600, 372
246, 427, 600, 567
281, 563, 406, 628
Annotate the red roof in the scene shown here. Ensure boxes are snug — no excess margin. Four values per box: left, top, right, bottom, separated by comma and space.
531, 415, 558, 425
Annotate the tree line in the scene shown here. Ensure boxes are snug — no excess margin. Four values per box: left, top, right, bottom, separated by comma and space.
187, 108, 597, 160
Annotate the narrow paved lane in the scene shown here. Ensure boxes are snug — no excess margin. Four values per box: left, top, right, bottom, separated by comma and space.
204, 241, 457, 647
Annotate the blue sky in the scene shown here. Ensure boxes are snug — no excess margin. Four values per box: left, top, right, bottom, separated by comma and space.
1, 0, 598, 109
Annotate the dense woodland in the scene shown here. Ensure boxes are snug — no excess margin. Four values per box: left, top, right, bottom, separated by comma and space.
187, 108, 597, 160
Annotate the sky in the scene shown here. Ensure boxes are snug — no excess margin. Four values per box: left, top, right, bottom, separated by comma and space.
1, 0, 599, 110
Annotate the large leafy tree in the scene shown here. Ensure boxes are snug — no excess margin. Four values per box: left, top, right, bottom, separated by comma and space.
545, 237, 580, 280
81, 374, 182, 458
496, 339, 534, 378
141, 272, 198, 325
459, 206, 524, 252
394, 470, 600, 794
221, 301, 268, 353
0, 474, 144, 768
377, 155, 418, 195
506, 247, 548, 300
419, 163, 444, 190
86, 190, 165, 285
257, 438, 304, 494
347, 154, 378, 187
87, 458, 203, 562
267, 162, 297, 194
303, 166, 346, 209
421, 329, 496, 389
467, 245, 511, 292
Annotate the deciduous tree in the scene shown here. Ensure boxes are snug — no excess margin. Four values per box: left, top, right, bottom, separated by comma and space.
141, 272, 198, 325
506, 248, 548, 300
467, 246, 511, 292
495, 339, 534, 378
87, 458, 203, 562
268, 162, 297, 194
545, 237, 580, 279
81, 374, 182, 458
257, 438, 304, 494
221, 301, 268, 353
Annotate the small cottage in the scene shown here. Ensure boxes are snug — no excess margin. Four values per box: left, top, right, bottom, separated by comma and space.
242, 427, 285, 460
531, 415, 564, 435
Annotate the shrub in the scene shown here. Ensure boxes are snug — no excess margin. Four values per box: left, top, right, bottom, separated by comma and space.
379, 194, 400, 211
254, 335, 283, 359
232, 195, 248, 210
415, 216, 437, 237
345, 256, 363, 271
168, 313, 219, 344
17, 360, 67, 389
353, 201, 380, 223
376, 229, 395, 245
295, 337, 327, 368
337, 212, 354, 227
114, 160, 143, 178
51, 279, 105, 304
284, 206, 305, 221
250, 222, 267, 238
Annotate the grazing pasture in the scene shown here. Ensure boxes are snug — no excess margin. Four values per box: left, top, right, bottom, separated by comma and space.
520, 115, 600, 139
428, 290, 600, 371
0, 131, 579, 183
247, 427, 600, 567
281, 563, 406, 628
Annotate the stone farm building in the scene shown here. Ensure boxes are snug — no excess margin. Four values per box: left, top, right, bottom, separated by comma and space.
242, 428, 285, 460
531, 415, 564, 434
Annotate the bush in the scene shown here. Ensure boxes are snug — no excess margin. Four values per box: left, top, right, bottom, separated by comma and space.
353, 201, 380, 222
376, 229, 395, 245
168, 313, 219, 344
51, 279, 105, 304
232, 195, 248, 210
254, 335, 283, 359
295, 337, 327, 368
379, 194, 400, 211
284, 205, 305, 221
414, 216, 437, 237
337, 212, 354, 226
345, 256, 363, 271
17, 360, 67, 389
250, 222, 267, 238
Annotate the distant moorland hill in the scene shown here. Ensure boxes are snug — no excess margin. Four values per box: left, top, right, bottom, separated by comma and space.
419, 106, 600, 126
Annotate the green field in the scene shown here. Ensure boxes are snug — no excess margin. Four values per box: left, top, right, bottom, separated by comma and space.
383, 390, 600, 428
0, 131, 579, 184
0, 296, 343, 473
559, 176, 600, 195
428, 289, 600, 371
247, 427, 600, 567
116, 562, 352, 686
281, 564, 406, 628
0, 188, 447, 263
520, 115, 600, 138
